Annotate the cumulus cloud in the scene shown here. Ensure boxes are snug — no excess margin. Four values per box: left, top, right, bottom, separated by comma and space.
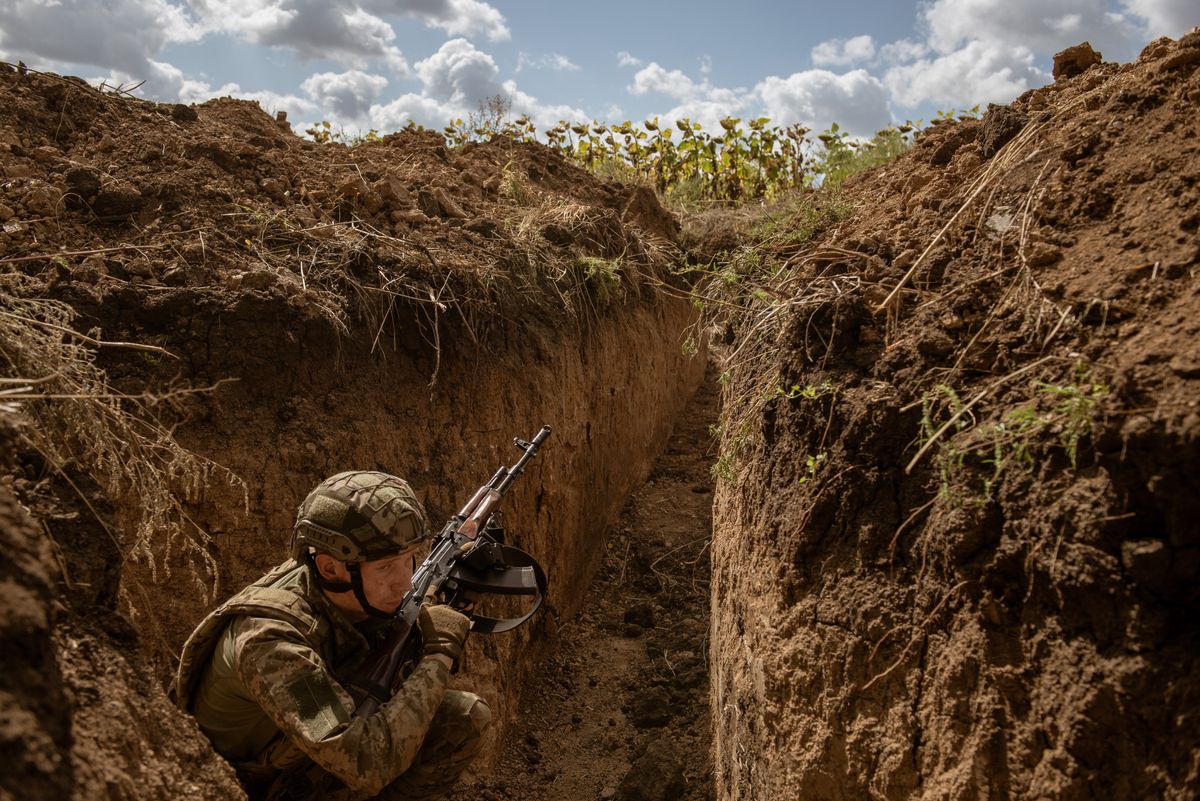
875, 0, 1195, 112
629, 63, 704, 99
627, 59, 892, 136
301, 69, 389, 117
515, 52, 580, 73
617, 51, 643, 67
921, 0, 1138, 57
366, 39, 585, 132
414, 37, 502, 102
193, 0, 408, 74
0, 0, 199, 77
1119, 0, 1198, 36
398, 0, 510, 41
810, 35, 876, 67
756, 68, 891, 136
884, 39, 1043, 109
879, 38, 930, 64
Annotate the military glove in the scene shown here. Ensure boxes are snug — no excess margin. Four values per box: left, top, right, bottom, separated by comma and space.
418, 603, 470, 661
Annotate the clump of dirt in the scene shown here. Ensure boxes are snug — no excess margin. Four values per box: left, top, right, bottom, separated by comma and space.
451, 368, 719, 801
710, 33, 1200, 800
0, 62, 707, 801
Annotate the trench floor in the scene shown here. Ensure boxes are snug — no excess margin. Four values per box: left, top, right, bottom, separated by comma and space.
450, 367, 719, 801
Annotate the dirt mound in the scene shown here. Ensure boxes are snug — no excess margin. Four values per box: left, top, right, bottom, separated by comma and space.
0, 64, 705, 801
711, 33, 1200, 800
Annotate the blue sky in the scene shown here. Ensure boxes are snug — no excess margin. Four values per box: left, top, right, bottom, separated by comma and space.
0, 1, 1194, 138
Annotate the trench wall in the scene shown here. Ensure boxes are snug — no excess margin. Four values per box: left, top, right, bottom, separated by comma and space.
5, 286, 703, 801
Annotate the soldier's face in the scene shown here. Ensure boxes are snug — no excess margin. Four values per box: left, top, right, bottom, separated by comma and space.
357, 547, 420, 613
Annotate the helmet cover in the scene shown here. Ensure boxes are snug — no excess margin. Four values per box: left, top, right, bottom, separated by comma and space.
292, 471, 429, 562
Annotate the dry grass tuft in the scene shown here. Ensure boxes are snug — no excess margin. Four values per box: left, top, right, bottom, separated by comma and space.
0, 282, 245, 598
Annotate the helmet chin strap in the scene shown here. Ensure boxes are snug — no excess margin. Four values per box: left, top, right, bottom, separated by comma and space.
305, 552, 394, 619
347, 562, 395, 620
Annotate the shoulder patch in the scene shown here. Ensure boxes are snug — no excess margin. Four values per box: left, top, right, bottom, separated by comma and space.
288, 672, 351, 742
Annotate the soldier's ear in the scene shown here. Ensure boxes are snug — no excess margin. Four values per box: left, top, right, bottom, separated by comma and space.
313, 553, 348, 582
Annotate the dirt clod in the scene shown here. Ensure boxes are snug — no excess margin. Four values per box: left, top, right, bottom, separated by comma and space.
978, 103, 1028, 157
1053, 41, 1103, 80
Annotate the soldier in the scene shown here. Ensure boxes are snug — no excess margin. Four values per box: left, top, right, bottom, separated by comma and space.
174, 471, 490, 800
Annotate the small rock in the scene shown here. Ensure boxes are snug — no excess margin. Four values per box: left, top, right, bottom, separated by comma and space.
600, 786, 618, 800
417, 186, 469, 219
0, 204, 13, 223
978, 104, 1028, 159
30, 145, 60, 164
4, 163, 33, 179
23, 186, 59, 217
916, 331, 954, 359
1052, 42, 1102, 80
613, 740, 685, 801
170, 103, 198, 122
65, 167, 101, 199
623, 603, 656, 629
893, 248, 919, 270
373, 175, 411, 206
259, 177, 286, 196
1025, 243, 1063, 268
337, 177, 368, 199
464, 217, 499, 237
390, 208, 428, 226
91, 188, 143, 221
95, 133, 117, 152
625, 686, 672, 728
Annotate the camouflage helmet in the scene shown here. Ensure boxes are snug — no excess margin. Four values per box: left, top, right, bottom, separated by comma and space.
292, 471, 429, 562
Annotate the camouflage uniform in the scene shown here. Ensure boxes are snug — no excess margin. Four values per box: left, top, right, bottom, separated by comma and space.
176, 557, 489, 801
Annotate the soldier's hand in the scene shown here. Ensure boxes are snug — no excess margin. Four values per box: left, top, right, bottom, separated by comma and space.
418, 603, 470, 662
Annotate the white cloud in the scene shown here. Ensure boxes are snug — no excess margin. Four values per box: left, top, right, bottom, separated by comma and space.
301, 69, 389, 118
617, 50, 643, 68
629, 63, 703, 99
921, 0, 1138, 57
414, 37, 502, 103
627, 60, 891, 136
755, 68, 891, 137
366, 39, 586, 133
368, 92, 459, 130
395, 0, 510, 41
193, 0, 408, 74
0, 0, 200, 77
669, 100, 748, 132
515, 52, 580, 73
884, 39, 1043, 109
698, 54, 713, 75
879, 38, 930, 64
1119, 0, 1198, 36
811, 35, 877, 66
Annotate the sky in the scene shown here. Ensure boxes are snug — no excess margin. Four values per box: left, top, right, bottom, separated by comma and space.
0, 1, 1195, 139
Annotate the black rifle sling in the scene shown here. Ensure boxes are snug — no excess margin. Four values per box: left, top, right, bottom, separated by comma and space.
449, 545, 548, 634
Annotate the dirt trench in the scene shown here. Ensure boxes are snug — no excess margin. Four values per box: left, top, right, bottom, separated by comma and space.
0, 66, 706, 801
450, 366, 719, 801
710, 35, 1200, 801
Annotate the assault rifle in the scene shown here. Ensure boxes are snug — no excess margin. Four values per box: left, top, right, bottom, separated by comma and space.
347, 425, 551, 717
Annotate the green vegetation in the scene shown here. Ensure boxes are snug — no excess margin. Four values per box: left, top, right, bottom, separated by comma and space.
304, 95, 986, 205
919, 369, 1109, 502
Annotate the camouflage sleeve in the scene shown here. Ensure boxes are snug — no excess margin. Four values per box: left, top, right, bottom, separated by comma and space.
229, 616, 450, 795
